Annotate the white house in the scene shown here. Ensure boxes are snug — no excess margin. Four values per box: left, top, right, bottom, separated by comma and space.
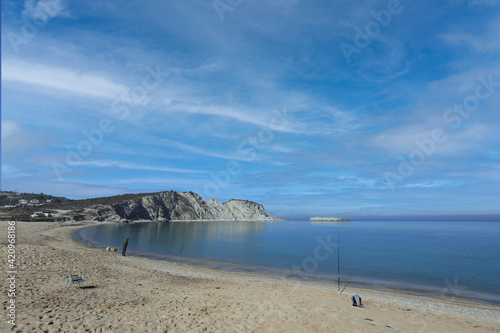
31, 212, 52, 218
19, 199, 28, 205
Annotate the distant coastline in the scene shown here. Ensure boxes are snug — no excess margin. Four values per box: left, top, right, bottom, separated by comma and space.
310, 217, 351, 222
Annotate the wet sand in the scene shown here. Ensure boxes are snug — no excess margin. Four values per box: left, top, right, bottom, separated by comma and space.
1, 221, 499, 332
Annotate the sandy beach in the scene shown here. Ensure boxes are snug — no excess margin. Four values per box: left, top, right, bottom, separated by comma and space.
1, 221, 499, 333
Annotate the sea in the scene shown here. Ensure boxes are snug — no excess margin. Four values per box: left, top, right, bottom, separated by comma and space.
74, 220, 500, 304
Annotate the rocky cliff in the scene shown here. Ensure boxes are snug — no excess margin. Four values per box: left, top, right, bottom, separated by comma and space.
81, 191, 284, 222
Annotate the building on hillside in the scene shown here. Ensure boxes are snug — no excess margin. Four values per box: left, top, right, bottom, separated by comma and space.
31, 212, 52, 218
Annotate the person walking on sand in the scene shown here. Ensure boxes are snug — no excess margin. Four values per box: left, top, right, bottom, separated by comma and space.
122, 238, 129, 256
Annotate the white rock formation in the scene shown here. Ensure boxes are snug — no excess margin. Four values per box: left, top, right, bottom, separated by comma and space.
82, 191, 285, 222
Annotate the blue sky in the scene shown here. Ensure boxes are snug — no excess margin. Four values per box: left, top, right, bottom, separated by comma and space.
2, 0, 500, 219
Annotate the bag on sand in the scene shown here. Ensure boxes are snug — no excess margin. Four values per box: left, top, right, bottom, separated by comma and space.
351, 295, 364, 308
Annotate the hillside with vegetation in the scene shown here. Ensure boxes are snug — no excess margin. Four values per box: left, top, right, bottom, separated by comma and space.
0, 191, 284, 222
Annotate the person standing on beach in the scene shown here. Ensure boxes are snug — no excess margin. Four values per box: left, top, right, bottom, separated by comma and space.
122, 238, 129, 256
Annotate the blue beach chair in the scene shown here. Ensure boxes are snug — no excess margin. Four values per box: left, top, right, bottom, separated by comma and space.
66, 269, 85, 287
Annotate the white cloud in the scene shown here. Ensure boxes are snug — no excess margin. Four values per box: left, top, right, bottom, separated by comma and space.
269, 145, 296, 153
22, 0, 70, 20
368, 123, 493, 156
402, 181, 457, 189
170, 102, 272, 128
76, 160, 206, 174
163, 101, 302, 134
161, 139, 251, 162
477, 165, 500, 180
369, 125, 432, 154
2, 121, 20, 142
113, 177, 206, 186
356, 36, 410, 83
2, 59, 129, 100
1, 164, 31, 178
468, 0, 500, 8
441, 19, 500, 52
1, 120, 52, 156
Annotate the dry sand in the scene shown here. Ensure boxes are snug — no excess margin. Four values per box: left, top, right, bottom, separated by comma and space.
1, 221, 499, 333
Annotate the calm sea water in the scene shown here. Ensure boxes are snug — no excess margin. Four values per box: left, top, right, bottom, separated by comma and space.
75, 220, 500, 304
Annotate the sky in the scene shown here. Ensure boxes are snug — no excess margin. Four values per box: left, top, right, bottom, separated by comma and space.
1, 0, 500, 220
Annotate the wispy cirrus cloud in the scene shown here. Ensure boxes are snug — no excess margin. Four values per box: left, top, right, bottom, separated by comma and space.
75, 160, 206, 174
160, 138, 253, 162
441, 19, 500, 53
162, 102, 296, 133
113, 177, 207, 186
2, 59, 128, 100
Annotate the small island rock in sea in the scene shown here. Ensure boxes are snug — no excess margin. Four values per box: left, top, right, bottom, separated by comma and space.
310, 217, 351, 222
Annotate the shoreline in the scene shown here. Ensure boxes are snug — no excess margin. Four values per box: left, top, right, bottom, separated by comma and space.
72, 224, 499, 310
65, 223, 500, 318
3, 220, 499, 332
73, 221, 500, 307
72, 222, 500, 310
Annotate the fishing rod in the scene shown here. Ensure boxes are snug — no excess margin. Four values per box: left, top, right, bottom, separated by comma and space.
174, 227, 195, 265
337, 221, 352, 294
340, 276, 352, 294
337, 222, 340, 293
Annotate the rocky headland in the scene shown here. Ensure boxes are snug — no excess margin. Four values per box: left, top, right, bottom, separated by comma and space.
0, 191, 285, 223
87, 191, 285, 222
